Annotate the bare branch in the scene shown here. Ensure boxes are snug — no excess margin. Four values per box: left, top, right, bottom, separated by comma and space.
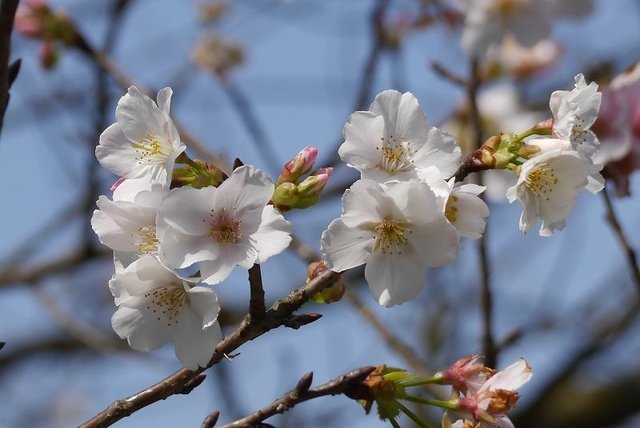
431, 61, 467, 87
248, 264, 266, 320
217, 366, 376, 428
601, 185, 640, 294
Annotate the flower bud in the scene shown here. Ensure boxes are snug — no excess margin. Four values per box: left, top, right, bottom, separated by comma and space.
277, 146, 318, 185
438, 354, 493, 394
308, 261, 345, 304
272, 167, 332, 211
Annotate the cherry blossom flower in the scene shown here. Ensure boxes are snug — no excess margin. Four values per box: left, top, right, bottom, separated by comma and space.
419, 167, 489, 239
339, 90, 461, 183
458, 358, 532, 427
550, 74, 602, 158
506, 141, 588, 236
321, 179, 459, 307
91, 185, 168, 268
95, 86, 186, 188
157, 165, 292, 285
110, 256, 222, 370
461, 0, 593, 58
439, 354, 494, 395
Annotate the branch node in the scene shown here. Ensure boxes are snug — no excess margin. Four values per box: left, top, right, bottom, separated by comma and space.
201, 411, 220, 428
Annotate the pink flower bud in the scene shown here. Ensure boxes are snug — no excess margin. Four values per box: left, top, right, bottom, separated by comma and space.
277, 146, 318, 185
439, 354, 492, 394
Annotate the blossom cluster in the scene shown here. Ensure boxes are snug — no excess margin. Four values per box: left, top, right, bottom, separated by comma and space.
91, 87, 293, 369
321, 90, 489, 307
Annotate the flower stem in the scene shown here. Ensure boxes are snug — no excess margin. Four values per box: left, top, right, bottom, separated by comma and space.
397, 402, 434, 428
398, 375, 442, 388
403, 395, 458, 411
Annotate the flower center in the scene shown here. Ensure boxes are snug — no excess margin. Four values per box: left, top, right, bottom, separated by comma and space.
373, 218, 411, 255
376, 134, 416, 175
207, 209, 242, 243
525, 164, 558, 200
133, 225, 158, 254
132, 133, 169, 165
444, 195, 459, 224
144, 285, 187, 327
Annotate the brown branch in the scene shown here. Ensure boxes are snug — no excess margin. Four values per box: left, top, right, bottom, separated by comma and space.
79, 269, 340, 428
467, 58, 496, 368
0, 0, 19, 139
217, 366, 376, 428
431, 61, 467, 87
601, 185, 640, 294
248, 263, 266, 320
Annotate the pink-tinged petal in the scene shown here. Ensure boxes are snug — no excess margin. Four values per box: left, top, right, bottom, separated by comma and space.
412, 127, 462, 178
341, 180, 387, 227
249, 206, 292, 264
158, 227, 218, 269
96, 123, 141, 178
482, 358, 532, 392
364, 250, 425, 307
174, 306, 222, 370
157, 186, 215, 236
320, 219, 372, 272
409, 217, 459, 267
369, 90, 429, 144
187, 286, 221, 328
112, 298, 174, 351
493, 416, 515, 428
339, 112, 386, 172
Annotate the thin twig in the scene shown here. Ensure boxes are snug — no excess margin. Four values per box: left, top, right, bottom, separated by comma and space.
0, 0, 20, 139
217, 366, 376, 428
467, 58, 496, 368
431, 61, 467, 87
80, 269, 340, 428
601, 185, 640, 294
248, 264, 266, 320
323, 0, 390, 169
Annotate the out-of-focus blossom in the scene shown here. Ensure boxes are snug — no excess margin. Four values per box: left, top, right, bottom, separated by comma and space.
593, 62, 640, 196
461, 0, 593, 58
486, 37, 561, 81
192, 32, 244, 78
198, 1, 229, 23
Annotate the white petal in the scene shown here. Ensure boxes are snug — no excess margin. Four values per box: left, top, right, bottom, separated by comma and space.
112, 177, 155, 202
339, 112, 386, 173
112, 298, 174, 351
116, 86, 172, 145
369, 90, 429, 144
157, 186, 215, 236
341, 179, 387, 227
448, 190, 489, 239
250, 206, 292, 264
482, 358, 532, 392
384, 179, 441, 225
320, 219, 372, 272
174, 307, 222, 370
412, 128, 462, 178
96, 123, 141, 178
158, 227, 218, 269
409, 217, 460, 267
187, 286, 221, 328
365, 250, 426, 307
199, 242, 256, 285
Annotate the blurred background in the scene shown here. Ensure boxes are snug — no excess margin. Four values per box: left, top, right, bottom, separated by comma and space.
2, 0, 640, 427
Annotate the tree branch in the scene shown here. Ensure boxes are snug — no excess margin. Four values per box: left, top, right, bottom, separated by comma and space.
80, 269, 340, 428
248, 263, 266, 320
0, 0, 20, 139
601, 185, 640, 294
467, 58, 496, 368
216, 366, 376, 428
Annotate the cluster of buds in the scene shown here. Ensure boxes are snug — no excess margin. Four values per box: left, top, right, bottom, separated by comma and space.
272, 147, 333, 211
346, 356, 531, 428
15, 0, 80, 69
307, 261, 345, 304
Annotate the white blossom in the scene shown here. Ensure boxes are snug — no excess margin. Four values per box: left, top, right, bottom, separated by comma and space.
110, 256, 222, 370
419, 167, 489, 239
96, 86, 186, 189
91, 185, 168, 268
506, 142, 588, 236
550, 74, 602, 158
157, 165, 292, 285
321, 179, 459, 307
339, 90, 461, 183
